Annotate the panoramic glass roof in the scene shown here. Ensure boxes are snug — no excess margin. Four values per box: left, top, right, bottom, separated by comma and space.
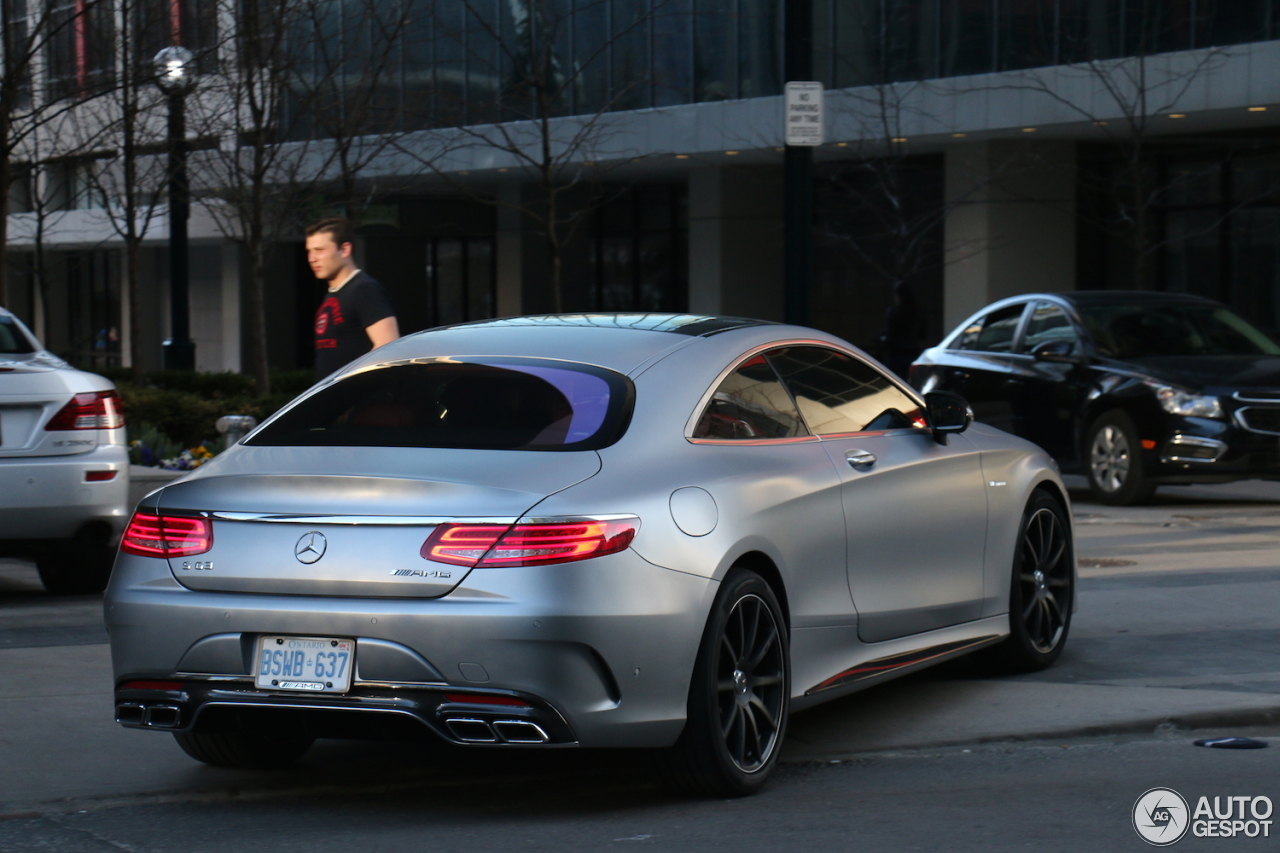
440, 314, 775, 337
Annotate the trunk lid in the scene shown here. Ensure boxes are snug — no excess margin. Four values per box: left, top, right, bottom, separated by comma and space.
154, 446, 600, 598
0, 358, 101, 458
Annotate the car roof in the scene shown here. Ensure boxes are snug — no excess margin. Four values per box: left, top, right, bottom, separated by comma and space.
436, 313, 775, 337
1054, 290, 1220, 307
350, 314, 782, 376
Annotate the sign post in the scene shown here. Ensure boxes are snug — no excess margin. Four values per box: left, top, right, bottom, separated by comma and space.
785, 82, 824, 147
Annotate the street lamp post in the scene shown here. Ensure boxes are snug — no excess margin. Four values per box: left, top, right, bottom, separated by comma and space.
154, 46, 197, 371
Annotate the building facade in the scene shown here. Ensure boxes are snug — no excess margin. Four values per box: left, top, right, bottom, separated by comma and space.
6, 0, 1280, 374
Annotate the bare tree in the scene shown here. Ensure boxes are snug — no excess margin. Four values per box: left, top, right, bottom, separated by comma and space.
994, 16, 1233, 287
188, 0, 418, 392
395, 0, 664, 312
818, 76, 996, 352
65, 0, 175, 375
0, 0, 117, 306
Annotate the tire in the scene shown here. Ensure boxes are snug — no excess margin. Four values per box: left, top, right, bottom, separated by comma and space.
658, 569, 789, 797
173, 730, 314, 769
1085, 411, 1155, 506
980, 491, 1074, 673
36, 544, 113, 595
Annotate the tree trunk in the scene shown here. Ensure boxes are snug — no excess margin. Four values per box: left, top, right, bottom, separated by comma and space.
0, 134, 10, 308
245, 236, 272, 396
126, 239, 143, 377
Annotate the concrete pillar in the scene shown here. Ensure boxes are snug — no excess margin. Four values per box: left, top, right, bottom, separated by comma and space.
943, 141, 1076, 330
191, 245, 223, 373
220, 242, 241, 372
688, 166, 785, 321
495, 183, 524, 317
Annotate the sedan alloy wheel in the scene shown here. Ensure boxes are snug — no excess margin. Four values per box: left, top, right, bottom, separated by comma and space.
717, 593, 786, 773
1089, 423, 1130, 494
660, 569, 789, 796
1016, 504, 1071, 654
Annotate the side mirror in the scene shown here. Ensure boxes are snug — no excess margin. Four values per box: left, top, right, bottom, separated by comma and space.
925, 391, 972, 442
1031, 340, 1082, 365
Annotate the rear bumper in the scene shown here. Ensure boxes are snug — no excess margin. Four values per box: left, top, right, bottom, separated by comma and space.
0, 445, 129, 542
104, 548, 716, 748
114, 680, 579, 747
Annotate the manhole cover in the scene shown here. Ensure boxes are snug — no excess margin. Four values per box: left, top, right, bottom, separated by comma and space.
1078, 557, 1138, 568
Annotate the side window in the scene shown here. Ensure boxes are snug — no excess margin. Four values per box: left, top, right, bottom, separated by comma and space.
954, 303, 1025, 353
769, 346, 927, 435
1022, 302, 1078, 352
691, 354, 809, 440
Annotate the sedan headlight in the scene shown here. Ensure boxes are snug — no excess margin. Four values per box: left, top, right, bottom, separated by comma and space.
1147, 383, 1224, 419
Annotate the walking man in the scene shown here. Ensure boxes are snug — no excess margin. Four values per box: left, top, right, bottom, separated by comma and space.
306, 216, 399, 377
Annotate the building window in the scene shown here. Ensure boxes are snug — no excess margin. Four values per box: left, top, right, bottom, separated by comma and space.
584, 185, 688, 312
7, 165, 34, 213
133, 0, 218, 73
46, 158, 104, 210
427, 237, 495, 326
1078, 146, 1280, 340
45, 0, 115, 101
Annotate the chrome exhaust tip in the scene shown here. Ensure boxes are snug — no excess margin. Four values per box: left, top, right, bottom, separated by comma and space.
115, 703, 145, 726
143, 704, 182, 728
444, 717, 499, 743
492, 720, 550, 744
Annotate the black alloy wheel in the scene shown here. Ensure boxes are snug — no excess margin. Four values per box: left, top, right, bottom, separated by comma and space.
659, 569, 789, 797
1086, 410, 1154, 505
981, 491, 1074, 673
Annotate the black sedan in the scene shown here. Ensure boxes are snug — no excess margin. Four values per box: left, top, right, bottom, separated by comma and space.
909, 291, 1280, 504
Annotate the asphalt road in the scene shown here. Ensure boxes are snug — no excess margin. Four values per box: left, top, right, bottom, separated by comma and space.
2, 478, 1279, 851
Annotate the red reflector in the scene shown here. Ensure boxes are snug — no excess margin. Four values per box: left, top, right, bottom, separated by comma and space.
120, 680, 183, 691
1141, 439, 1157, 450
444, 693, 531, 707
120, 512, 213, 557
45, 390, 124, 431
85, 470, 118, 482
422, 518, 638, 569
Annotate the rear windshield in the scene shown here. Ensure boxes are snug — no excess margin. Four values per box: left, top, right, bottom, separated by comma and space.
1079, 303, 1280, 359
248, 359, 633, 451
0, 317, 35, 354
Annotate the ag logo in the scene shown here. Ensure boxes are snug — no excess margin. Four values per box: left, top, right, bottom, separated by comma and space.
294, 531, 327, 564
1134, 787, 1190, 846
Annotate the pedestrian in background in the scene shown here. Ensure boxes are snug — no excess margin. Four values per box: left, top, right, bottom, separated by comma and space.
306, 216, 399, 378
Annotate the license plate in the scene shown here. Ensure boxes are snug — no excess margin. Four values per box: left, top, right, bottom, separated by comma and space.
255, 636, 354, 693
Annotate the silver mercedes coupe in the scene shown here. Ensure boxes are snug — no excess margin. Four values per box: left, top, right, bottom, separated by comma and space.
104, 314, 1074, 796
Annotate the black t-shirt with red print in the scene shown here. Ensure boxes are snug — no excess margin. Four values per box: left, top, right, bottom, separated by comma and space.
314, 271, 395, 377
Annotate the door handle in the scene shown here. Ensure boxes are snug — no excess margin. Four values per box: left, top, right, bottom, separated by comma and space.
1006, 378, 1025, 386
845, 449, 877, 469
953, 370, 971, 381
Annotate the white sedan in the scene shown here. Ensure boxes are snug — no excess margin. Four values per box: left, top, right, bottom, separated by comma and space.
0, 306, 129, 593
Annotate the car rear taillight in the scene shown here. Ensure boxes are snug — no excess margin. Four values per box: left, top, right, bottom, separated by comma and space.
420, 517, 639, 568
120, 512, 213, 557
45, 390, 124, 430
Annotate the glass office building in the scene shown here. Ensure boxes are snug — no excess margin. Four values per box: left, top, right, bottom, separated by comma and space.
8, 0, 1280, 371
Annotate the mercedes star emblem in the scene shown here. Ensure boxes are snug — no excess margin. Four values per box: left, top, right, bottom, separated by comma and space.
294, 531, 327, 564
